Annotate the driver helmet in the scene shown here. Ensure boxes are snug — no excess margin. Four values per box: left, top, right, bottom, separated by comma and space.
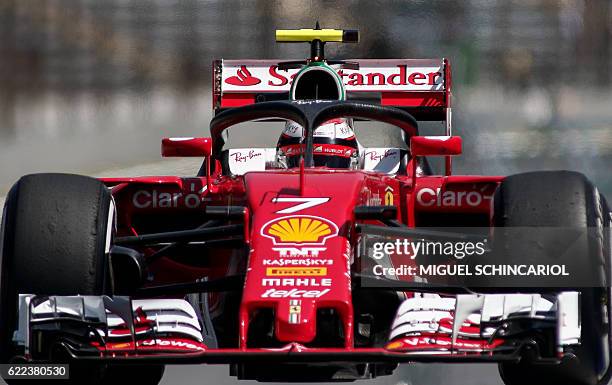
276, 118, 360, 169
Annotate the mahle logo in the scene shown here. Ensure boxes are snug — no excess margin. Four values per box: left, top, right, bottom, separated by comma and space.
261, 215, 338, 245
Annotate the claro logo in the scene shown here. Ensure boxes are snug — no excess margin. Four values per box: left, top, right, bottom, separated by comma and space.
132, 184, 207, 209
416, 188, 491, 207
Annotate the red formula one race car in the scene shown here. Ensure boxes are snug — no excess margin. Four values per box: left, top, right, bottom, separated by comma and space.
1, 28, 611, 385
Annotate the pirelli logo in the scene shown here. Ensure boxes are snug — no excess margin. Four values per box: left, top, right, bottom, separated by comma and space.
265, 267, 327, 276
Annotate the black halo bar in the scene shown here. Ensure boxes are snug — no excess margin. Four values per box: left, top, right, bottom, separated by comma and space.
135, 274, 245, 297
210, 100, 419, 168
114, 224, 244, 246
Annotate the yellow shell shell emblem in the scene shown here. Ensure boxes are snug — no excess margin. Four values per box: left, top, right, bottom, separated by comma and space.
262, 215, 338, 245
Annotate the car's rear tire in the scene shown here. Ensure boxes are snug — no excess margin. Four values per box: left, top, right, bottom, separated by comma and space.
0, 174, 164, 385
492, 171, 611, 385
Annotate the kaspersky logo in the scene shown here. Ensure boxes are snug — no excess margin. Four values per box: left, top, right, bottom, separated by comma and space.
261, 215, 338, 246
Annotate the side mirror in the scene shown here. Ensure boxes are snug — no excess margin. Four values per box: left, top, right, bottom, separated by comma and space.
410, 136, 462, 157
161, 137, 212, 157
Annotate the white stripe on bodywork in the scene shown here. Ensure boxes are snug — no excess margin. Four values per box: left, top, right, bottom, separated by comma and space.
273, 197, 330, 214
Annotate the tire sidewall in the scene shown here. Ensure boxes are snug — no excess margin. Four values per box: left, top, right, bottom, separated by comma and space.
494, 171, 611, 385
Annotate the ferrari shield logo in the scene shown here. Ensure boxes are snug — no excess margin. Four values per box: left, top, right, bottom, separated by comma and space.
385, 186, 394, 205
289, 299, 302, 324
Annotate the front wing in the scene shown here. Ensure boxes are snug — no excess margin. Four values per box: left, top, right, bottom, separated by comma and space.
10, 291, 581, 365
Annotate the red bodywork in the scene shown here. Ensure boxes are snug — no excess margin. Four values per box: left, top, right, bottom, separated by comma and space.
99, 166, 504, 358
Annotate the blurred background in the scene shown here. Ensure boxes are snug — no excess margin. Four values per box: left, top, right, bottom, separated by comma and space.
0, 1, 611, 383
1, 0, 612, 192
1, 0, 612, 196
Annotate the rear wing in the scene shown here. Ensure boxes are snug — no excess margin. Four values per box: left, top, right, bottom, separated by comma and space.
212, 59, 452, 129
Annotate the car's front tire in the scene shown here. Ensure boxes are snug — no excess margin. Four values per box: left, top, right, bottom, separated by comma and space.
492, 171, 611, 385
0, 173, 164, 385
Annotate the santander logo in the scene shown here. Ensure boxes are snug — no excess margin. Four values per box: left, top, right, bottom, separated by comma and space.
267, 65, 440, 87
223, 63, 443, 92
225, 65, 261, 86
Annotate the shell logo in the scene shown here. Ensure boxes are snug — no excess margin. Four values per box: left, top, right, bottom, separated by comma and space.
261, 215, 339, 245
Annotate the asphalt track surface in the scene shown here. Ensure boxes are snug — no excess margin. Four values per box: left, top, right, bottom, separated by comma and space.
0, 157, 508, 385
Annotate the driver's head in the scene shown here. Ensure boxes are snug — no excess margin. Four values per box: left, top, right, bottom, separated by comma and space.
276, 118, 359, 169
